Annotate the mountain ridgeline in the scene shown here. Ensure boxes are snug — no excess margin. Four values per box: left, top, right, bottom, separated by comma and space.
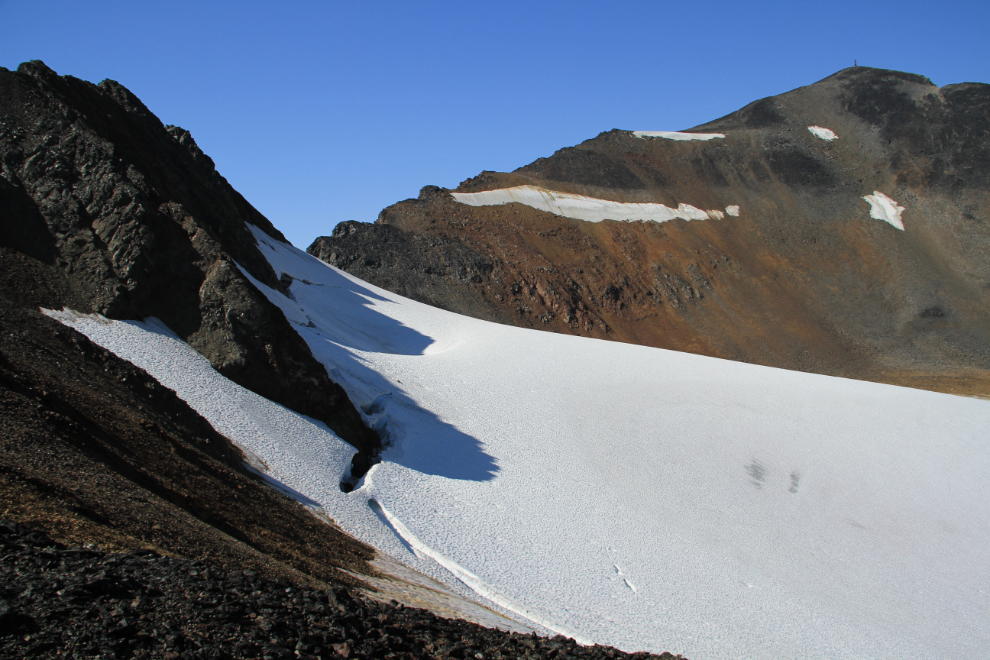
311, 67, 990, 397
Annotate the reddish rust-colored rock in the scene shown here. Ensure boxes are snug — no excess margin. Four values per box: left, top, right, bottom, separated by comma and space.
312, 67, 990, 398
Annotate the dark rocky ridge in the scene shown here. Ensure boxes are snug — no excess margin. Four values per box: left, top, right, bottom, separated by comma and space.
309, 187, 512, 326
0, 521, 682, 660
312, 67, 990, 397
0, 60, 377, 456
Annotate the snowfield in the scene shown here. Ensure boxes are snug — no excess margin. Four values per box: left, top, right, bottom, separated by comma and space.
451, 185, 736, 224
46, 224, 990, 660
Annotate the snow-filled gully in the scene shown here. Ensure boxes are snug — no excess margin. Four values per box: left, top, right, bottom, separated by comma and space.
44, 223, 990, 660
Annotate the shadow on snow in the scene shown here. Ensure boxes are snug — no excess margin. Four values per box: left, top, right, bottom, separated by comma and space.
287, 258, 499, 483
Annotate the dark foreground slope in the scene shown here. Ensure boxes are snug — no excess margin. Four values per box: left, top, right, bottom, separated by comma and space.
313, 67, 990, 397
1, 522, 679, 660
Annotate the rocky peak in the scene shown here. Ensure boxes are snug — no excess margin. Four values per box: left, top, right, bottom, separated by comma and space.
316, 66, 990, 398
1, 61, 377, 454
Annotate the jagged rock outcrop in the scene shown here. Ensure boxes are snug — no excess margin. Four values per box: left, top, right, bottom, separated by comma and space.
0, 60, 377, 453
311, 67, 990, 397
309, 188, 512, 325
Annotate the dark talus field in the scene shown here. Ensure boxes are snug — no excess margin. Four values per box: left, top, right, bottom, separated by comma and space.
1, 521, 681, 660
1, 61, 685, 657
313, 67, 990, 398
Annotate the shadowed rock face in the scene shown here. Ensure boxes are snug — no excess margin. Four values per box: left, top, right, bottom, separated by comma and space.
0, 61, 377, 453
309, 190, 512, 326
311, 67, 990, 397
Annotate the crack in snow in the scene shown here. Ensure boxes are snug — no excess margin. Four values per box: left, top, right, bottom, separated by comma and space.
369, 499, 595, 645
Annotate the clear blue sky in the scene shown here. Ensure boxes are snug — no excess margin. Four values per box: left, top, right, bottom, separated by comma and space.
3, 0, 987, 247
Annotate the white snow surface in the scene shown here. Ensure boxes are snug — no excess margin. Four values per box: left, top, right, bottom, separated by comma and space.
632, 131, 725, 141
45, 224, 990, 660
862, 191, 906, 230
807, 126, 838, 140
451, 185, 736, 224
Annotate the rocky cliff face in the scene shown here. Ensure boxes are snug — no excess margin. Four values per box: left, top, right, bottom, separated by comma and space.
0, 61, 377, 454
311, 67, 990, 397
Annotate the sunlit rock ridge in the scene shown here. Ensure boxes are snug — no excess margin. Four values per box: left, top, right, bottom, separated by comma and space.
312, 66, 990, 398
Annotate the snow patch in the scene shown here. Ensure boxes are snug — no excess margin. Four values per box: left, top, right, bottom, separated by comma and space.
450, 185, 736, 225
862, 191, 906, 230
725, 205, 740, 217
632, 131, 725, 141
807, 126, 838, 141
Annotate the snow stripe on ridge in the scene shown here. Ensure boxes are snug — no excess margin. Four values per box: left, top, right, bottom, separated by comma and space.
451, 185, 738, 225
632, 131, 725, 141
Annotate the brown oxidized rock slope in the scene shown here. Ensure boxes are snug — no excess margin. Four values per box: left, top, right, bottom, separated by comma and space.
0, 60, 377, 456
312, 67, 990, 397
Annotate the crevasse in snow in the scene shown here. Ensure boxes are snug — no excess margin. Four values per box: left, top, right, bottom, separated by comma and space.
45, 224, 990, 660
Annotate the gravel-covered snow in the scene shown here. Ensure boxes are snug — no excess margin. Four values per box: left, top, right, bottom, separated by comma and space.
632, 131, 725, 141
807, 126, 838, 140
451, 185, 735, 224
46, 225, 990, 660
862, 191, 906, 230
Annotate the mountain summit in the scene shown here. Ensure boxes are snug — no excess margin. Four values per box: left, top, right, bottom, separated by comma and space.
312, 66, 990, 397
